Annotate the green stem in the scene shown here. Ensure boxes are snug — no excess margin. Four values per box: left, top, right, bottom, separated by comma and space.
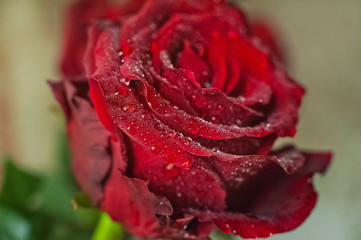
92, 213, 124, 240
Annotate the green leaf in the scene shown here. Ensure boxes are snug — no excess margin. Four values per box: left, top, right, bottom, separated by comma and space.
210, 230, 235, 240
0, 206, 31, 240
0, 130, 103, 240
0, 158, 42, 211
92, 213, 123, 240
72, 192, 93, 209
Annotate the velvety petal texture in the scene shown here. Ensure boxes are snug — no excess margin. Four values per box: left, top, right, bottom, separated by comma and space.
51, 0, 331, 239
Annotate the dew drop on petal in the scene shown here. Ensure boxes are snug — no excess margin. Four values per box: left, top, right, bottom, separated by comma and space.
115, 86, 128, 97
236, 119, 242, 125
204, 82, 211, 88
211, 116, 220, 124
150, 146, 160, 153
169, 132, 177, 138
163, 164, 180, 178
126, 126, 136, 135
122, 104, 135, 113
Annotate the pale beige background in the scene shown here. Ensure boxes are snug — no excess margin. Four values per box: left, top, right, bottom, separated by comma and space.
0, 0, 360, 239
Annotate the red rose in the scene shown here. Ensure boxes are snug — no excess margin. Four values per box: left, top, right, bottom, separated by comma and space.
51, 0, 331, 239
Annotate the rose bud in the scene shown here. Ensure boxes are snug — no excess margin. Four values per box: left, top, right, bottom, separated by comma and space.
50, 0, 331, 239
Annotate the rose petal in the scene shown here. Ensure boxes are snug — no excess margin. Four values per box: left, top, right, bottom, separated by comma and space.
251, 20, 284, 62
101, 137, 174, 238
61, 0, 145, 77
129, 139, 227, 212
189, 149, 331, 239
50, 79, 112, 204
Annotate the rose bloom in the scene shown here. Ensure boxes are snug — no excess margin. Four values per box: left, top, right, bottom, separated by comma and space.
50, 0, 331, 239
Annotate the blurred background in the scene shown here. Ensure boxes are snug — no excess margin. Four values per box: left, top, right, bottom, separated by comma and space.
0, 0, 360, 239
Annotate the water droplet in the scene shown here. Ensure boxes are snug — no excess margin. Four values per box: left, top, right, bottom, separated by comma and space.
169, 132, 177, 138
204, 82, 211, 88
235, 177, 244, 183
211, 116, 220, 124
126, 126, 136, 135
122, 104, 135, 113
218, 105, 224, 111
177, 192, 182, 198
163, 164, 180, 178
150, 146, 160, 153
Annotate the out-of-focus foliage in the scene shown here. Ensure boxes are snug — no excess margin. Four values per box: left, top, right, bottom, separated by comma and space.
0, 131, 100, 240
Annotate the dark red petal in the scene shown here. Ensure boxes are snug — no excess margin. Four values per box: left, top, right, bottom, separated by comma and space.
177, 41, 212, 88
101, 136, 174, 238
210, 146, 306, 183
49, 81, 71, 120
190, 149, 331, 239
266, 70, 305, 137
50, 79, 112, 204
129, 139, 226, 212
137, 77, 264, 140
151, 13, 263, 126
194, 134, 276, 156
61, 0, 107, 77
88, 27, 204, 168
205, 41, 227, 91
242, 76, 273, 106
251, 20, 284, 62
61, 0, 145, 78
162, 67, 263, 126
86, 28, 279, 171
